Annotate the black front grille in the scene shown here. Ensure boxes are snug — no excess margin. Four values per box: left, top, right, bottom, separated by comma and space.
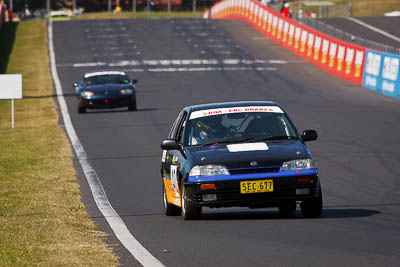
229, 167, 280, 175
217, 182, 295, 201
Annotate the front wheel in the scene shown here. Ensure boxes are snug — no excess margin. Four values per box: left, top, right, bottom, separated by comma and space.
128, 96, 137, 111
300, 185, 323, 218
162, 182, 180, 216
278, 201, 296, 218
181, 184, 201, 220
78, 105, 86, 113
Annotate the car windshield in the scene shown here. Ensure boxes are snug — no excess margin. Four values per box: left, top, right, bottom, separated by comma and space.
184, 111, 298, 146
82, 74, 130, 86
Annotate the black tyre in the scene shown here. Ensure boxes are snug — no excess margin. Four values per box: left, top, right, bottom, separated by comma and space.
300, 185, 323, 218
128, 96, 137, 111
181, 184, 201, 220
278, 201, 297, 217
78, 105, 86, 113
162, 182, 181, 216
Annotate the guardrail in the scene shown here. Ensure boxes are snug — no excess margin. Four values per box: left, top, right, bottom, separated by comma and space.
296, 17, 400, 55
204, 0, 400, 99
266, 2, 400, 55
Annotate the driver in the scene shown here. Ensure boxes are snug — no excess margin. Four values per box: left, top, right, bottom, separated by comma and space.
191, 120, 210, 145
191, 116, 227, 145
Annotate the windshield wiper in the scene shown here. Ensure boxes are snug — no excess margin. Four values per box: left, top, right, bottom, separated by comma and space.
200, 138, 255, 146
249, 136, 298, 142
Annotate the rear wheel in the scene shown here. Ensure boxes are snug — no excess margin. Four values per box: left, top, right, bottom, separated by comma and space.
278, 201, 296, 217
300, 185, 323, 218
162, 182, 180, 216
181, 184, 201, 220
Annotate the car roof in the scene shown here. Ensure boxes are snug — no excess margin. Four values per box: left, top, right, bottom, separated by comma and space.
183, 101, 281, 113
83, 70, 126, 78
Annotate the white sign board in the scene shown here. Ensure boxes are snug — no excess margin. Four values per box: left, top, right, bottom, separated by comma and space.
0, 74, 23, 99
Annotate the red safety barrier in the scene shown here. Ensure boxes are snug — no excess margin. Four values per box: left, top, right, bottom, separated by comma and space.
205, 0, 365, 85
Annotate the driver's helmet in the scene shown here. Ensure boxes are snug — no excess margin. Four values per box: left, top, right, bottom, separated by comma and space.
194, 120, 210, 142
192, 115, 226, 145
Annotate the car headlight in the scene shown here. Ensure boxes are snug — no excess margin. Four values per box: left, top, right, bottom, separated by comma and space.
120, 89, 133, 95
189, 165, 229, 176
80, 91, 94, 98
281, 159, 317, 171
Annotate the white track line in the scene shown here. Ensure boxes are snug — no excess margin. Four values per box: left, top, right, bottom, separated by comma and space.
48, 21, 164, 267
345, 17, 400, 43
62, 58, 288, 68
125, 66, 278, 72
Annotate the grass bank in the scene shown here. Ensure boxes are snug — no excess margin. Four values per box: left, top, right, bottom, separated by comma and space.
0, 20, 118, 266
348, 0, 400, 17
73, 11, 203, 20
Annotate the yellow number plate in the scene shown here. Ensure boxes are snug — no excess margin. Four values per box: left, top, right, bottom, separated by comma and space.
240, 179, 274, 194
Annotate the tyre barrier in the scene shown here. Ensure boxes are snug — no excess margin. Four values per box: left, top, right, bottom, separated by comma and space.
204, 0, 400, 99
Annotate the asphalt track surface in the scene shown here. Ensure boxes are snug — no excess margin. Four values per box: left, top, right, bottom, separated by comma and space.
320, 16, 400, 49
53, 19, 400, 266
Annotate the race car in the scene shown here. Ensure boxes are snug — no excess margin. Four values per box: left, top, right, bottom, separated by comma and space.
160, 101, 322, 220
73, 70, 137, 113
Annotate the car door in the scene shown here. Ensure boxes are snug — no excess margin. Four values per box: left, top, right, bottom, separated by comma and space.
161, 111, 187, 207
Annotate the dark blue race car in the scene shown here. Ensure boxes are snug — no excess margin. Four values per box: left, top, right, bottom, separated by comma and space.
160, 101, 322, 220
73, 70, 137, 113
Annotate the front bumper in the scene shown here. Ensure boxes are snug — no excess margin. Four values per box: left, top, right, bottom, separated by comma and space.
184, 175, 320, 208
78, 95, 135, 109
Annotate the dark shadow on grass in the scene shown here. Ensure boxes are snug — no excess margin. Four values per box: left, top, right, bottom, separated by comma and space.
0, 22, 18, 74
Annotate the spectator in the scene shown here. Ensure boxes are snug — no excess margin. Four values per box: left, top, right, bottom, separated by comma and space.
282, 2, 291, 18
298, 8, 304, 19
7, 6, 13, 22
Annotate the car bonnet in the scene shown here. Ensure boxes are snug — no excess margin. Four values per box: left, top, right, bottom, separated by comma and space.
187, 140, 311, 169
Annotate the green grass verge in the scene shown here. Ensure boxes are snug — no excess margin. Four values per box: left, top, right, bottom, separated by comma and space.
0, 20, 118, 266
72, 10, 203, 20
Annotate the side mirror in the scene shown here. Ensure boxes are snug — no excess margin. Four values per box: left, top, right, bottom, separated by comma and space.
302, 129, 318, 142
132, 79, 138, 84
161, 139, 180, 150
72, 82, 79, 88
